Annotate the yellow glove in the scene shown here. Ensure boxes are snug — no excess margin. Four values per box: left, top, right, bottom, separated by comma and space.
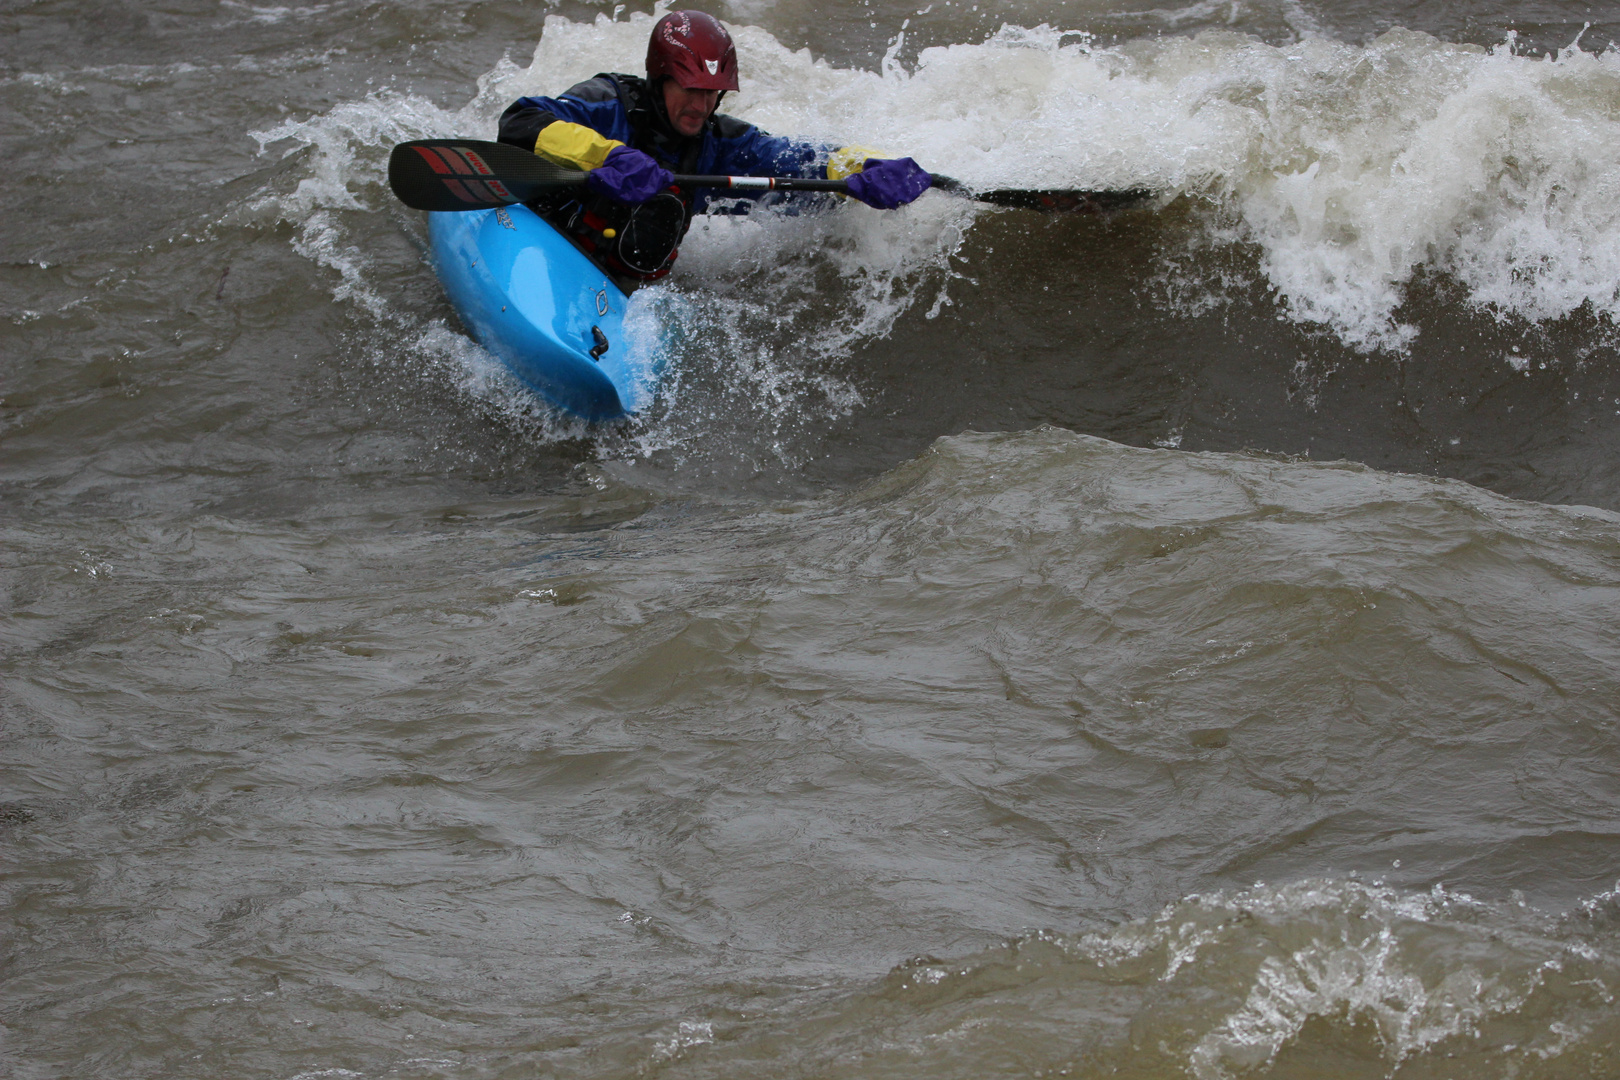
533, 121, 624, 171
827, 145, 889, 181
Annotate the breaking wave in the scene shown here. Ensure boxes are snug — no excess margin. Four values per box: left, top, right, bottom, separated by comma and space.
251, 7, 1620, 440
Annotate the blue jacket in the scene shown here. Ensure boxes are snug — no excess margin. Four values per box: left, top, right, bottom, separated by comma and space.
498, 73, 829, 216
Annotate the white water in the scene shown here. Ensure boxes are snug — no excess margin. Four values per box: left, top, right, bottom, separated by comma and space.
837, 877, 1620, 1080
478, 13, 1620, 348
254, 8, 1620, 433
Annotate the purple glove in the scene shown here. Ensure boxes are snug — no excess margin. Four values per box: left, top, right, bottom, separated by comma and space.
844, 157, 932, 209
586, 146, 674, 204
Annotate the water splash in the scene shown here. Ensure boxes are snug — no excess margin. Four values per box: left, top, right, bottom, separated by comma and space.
857, 879, 1620, 1079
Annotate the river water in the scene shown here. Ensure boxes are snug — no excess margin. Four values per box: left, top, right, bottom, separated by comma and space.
6, 1, 1620, 1077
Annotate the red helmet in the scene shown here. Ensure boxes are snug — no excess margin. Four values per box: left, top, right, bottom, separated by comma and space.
646, 10, 739, 91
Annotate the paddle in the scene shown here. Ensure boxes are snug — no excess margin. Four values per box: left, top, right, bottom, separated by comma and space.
389, 139, 1154, 215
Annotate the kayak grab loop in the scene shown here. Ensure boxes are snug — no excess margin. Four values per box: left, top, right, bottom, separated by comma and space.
589, 326, 610, 362
616, 193, 687, 277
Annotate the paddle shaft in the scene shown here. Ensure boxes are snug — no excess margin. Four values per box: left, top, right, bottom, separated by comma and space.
672, 174, 848, 193
658, 172, 1153, 212
389, 139, 1153, 214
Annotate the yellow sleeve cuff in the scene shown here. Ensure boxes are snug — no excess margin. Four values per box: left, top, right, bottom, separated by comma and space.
533, 121, 625, 172
827, 145, 887, 181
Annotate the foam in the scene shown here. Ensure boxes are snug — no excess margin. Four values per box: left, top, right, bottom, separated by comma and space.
1061, 879, 1607, 1077
807, 20, 1620, 351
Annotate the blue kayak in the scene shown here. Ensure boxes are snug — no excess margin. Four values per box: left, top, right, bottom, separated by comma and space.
427, 204, 658, 421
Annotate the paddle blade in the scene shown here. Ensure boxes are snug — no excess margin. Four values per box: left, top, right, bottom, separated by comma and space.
932, 175, 1156, 214
388, 139, 587, 212
970, 187, 1157, 213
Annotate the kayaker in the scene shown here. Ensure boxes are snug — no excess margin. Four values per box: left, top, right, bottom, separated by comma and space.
497, 9, 932, 287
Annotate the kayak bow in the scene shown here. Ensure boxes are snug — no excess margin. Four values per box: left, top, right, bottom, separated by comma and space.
428, 203, 659, 422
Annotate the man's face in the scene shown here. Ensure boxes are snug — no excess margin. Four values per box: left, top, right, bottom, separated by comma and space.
662, 81, 721, 137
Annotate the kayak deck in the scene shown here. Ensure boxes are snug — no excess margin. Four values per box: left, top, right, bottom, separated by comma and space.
428, 204, 658, 422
